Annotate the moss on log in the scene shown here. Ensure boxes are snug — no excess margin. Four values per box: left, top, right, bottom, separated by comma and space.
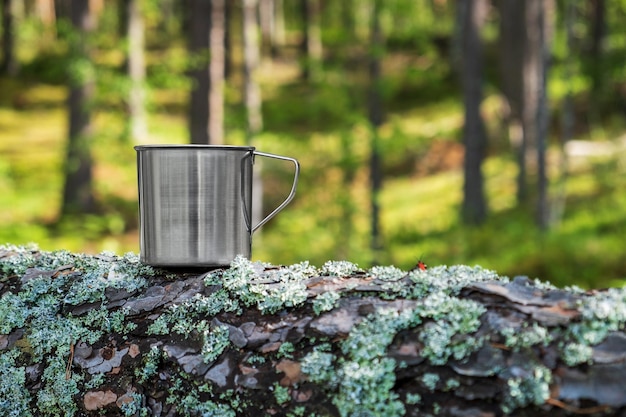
1, 244, 626, 416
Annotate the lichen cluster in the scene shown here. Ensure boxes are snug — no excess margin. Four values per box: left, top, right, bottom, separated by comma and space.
2, 244, 626, 416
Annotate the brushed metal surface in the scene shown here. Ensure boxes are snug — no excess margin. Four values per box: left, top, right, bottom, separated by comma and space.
135, 145, 300, 267
136, 145, 254, 267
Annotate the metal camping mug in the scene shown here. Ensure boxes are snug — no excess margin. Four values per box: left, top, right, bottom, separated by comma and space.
135, 145, 300, 267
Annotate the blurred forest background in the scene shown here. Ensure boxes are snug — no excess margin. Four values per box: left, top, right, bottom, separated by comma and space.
0, 0, 625, 288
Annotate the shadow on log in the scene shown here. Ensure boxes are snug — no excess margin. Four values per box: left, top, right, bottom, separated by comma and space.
1, 244, 626, 416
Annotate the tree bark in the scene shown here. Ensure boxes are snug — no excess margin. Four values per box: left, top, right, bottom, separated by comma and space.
185, 0, 225, 145
242, 0, 263, 228
208, 0, 225, 145
368, 0, 384, 261
460, 0, 488, 225
299, 0, 322, 81
1, 0, 19, 76
497, 0, 527, 204
2, 246, 626, 416
187, 0, 210, 144
123, 0, 149, 143
61, 0, 96, 216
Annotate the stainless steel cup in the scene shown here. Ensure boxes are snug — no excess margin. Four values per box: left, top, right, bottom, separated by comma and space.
135, 145, 299, 267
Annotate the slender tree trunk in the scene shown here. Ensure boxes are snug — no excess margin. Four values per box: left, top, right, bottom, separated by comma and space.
209, 0, 225, 144
61, 0, 96, 216
300, 0, 322, 81
460, 0, 488, 225
273, 0, 285, 55
259, 0, 274, 58
187, 0, 225, 145
242, 0, 263, 139
187, 0, 210, 144
242, 0, 263, 228
223, 0, 232, 79
368, 0, 384, 262
124, 0, 148, 143
552, 1, 576, 227
535, 0, 548, 229
1, 0, 18, 76
498, 0, 527, 204
589, 0, 606, 103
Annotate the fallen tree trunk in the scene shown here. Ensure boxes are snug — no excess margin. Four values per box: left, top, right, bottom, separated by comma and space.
1, 245, 626, 417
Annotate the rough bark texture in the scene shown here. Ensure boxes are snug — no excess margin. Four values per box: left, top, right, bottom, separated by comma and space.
2, 245, 626, 417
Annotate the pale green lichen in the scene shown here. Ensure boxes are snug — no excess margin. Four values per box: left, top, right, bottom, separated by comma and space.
272, 382, 291, 405
176, 389, 236, 417
0, 349, 32, 417
408, 265, 503, 298
204, 255, 312, 314
500, 323, 553, 351
0, 245, 159, 416
560, 342, 593, 366
202, 324, 231, 363
501, 365, 552, 414
119, 393, 148, 417
278, 341, 295, 359
0, 245, 593, 416
567, 287, 626, 346
321, 260, 361, 277
136, 345, 163, 383
36, 354, 82, 416
302, 289, 488, 416
368, 265, 405, 282
421, 373, 440, 391
417, 292, 486, 365
405, 393, 421, 405
312, 291, 341, 315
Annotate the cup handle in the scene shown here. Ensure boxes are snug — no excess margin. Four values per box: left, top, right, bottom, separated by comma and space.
251, 151, 300, 233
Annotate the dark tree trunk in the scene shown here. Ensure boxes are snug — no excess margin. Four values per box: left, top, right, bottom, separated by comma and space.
61, 0, 96, 216
589, 0, 606, 102
460, 0, 488, 225
187, 0, 210, 144
186, 0, 225, 145
1, 0, 18, 76
3, 247, 626, 416
368, 0, 384, 261
498, 0, 527, 204
535, 0, 553, 230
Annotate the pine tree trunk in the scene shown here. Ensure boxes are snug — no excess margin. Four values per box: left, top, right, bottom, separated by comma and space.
1, 0, 19, 75
124, 0, 148, 143
187, 0, 210, 145
242, 0, 263, 228
460, 0, 488, 225
61, 0, 96, 216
